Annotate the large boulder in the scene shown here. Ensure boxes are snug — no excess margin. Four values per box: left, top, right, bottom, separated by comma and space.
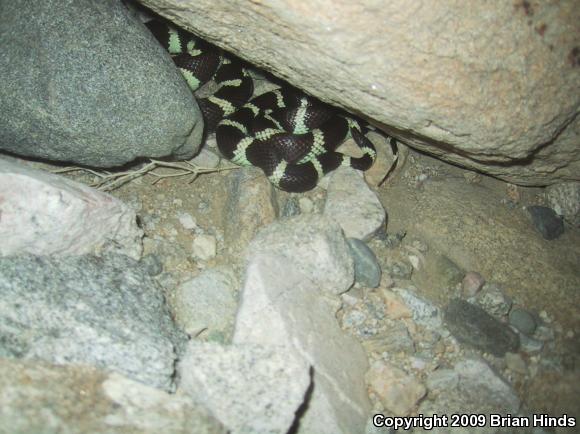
0, 0, 202, 167
139, 0, 579, 185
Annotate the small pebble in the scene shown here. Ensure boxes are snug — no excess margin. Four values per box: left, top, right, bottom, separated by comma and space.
505, 352, 528, 375
192, 234, 217, 260
298, 197, 315, 214
387, 261, 413, 280
462, 271, 485, 297
527, 205, 564, 240
408, 254, 421, 270
509, 308, 537, 335
178, 212, 197, 230
519, 333, 544, 353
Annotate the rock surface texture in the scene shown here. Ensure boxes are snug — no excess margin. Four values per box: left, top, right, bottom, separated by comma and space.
140, 0, 579, 185
0, 0, 202, 167
0, 254, 185, 392
0, 158, 143, 259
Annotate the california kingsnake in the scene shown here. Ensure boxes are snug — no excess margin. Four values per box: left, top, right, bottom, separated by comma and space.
146, 19, 381, 192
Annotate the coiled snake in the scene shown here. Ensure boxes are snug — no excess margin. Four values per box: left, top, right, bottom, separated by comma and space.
146, 19, 383, 192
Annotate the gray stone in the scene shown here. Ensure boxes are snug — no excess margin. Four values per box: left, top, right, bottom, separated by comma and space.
248, 214, 354, 295
0, 359, 225, 434
178, 340, 309, 434
234, 254, 370, 434
0, 158, 143, 259
223, 166, 278, 258
509, 308, 538, 336
0, 254, 185, 391
139, 253, 164, 276
172, 267, 239, 342
347, 238, 382, 288
324, 167, 386, 241
0, 0, 201, 167
444, 298, 519, 357
139, 0, 579, 185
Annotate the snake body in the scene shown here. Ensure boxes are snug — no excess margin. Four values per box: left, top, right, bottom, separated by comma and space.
146, 19, 378, 192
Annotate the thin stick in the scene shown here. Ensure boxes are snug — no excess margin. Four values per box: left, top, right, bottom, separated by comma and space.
52, 158, 238, 191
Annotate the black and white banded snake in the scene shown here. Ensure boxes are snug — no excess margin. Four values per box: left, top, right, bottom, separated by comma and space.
146, 19, 393, 193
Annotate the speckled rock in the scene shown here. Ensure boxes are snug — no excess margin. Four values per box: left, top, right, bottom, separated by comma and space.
545, 181, 580, 227
0, 254, 185, 391
509, 307, 538, 335
179, 341, 309, 434
0, 158, 143, 259
0, 0, 201, 167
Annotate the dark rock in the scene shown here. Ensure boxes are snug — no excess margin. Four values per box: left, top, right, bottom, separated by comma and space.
0, 254, 186, 391
347, 238, 382, 288
527, 206, 565, 240
0, 0, 202, 167
444, 298, 519, 357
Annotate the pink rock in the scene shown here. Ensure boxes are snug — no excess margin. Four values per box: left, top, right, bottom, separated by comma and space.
0, 158, 142, 258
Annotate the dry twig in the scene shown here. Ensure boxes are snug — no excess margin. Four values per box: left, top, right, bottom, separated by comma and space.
53, 158, 237, 191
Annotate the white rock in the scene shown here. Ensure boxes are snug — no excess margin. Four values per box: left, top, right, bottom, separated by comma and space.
248, 214, 354, 295
178, 340, 309, 434
177, 212, 197, 230
0, 158, 143, 259
234, 254, 370, 434
324, 167, 386, 241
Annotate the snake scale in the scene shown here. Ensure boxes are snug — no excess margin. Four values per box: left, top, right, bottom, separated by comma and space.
146, 19, 383, 193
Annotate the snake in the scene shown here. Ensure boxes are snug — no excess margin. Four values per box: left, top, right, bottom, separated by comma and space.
145, 19, 382, 193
